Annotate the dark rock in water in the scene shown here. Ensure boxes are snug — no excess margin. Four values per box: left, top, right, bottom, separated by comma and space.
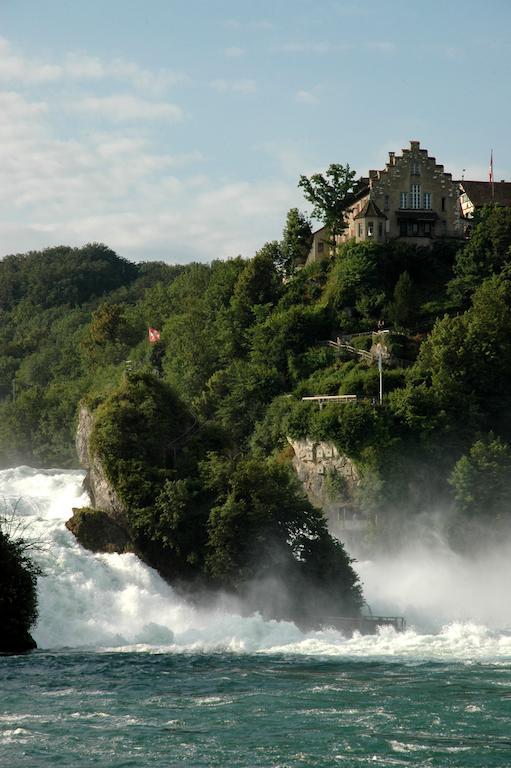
0, 631, 37, 655
66, 507, 132, 554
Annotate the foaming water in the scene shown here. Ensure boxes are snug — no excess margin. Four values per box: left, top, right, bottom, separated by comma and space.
1, 466, 511, 661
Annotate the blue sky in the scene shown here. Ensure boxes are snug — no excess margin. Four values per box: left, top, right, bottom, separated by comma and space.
0, 0, 509, 263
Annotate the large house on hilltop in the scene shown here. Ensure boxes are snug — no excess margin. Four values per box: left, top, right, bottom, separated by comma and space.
459, 179, 511, 219
307, 141, 507, 262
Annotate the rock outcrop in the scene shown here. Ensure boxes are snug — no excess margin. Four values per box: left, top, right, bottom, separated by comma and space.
65, 507, 132, 553
75, 405, 126, 524
71, 405, 131, 553
289, 437, 359, 508
288, 437, 368, 541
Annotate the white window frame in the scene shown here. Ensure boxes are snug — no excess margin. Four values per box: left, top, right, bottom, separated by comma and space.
400, 192, 408, 209
423, 192, 432, 209
410, 184, 421, 209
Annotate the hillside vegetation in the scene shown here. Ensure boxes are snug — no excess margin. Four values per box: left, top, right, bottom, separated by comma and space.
2, 205, 511, 618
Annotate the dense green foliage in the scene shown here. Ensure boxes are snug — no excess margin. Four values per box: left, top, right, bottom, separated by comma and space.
298, 164, 357, 246
2, 201, 511, 618
0, 521, 40, 652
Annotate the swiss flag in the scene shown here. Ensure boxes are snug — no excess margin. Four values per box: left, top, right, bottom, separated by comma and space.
148, 327, 161, 343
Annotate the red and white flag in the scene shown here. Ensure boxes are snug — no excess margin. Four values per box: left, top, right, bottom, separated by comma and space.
148, 327, 161, 343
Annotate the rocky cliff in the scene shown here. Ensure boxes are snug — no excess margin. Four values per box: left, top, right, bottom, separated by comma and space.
75, 405, 126, 524
288, 437, 367, 540
70, 405, 131, 552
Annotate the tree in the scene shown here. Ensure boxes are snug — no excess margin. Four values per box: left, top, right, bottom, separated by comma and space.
449, 434, 511, 521
280, 208, 313, 275
388, 271, 416, 330
323, 240, 380, 318
298, 163, 357, 250
449, 205, 511, 304
204, 456, 363, 621
0, 516, 40, 653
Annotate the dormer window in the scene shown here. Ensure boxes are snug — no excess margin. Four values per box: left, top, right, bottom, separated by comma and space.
411, 161, 420, 175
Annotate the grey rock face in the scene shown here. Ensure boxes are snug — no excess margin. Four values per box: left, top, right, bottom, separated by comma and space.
75, 406, 126, 524
288, 437, 359, 511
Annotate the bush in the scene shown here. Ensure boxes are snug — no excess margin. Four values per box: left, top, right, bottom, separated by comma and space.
0, 520, 40, 653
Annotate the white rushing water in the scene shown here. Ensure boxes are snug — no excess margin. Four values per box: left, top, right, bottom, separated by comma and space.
1, 466, 511, 659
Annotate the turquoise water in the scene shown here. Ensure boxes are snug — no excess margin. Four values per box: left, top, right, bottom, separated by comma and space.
2, 651, 511, 767
1, 467, 511, 767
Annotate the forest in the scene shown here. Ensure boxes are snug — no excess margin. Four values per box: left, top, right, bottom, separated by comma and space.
2, 203, 511, 636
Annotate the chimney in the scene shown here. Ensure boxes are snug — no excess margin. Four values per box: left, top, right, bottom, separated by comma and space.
410, 140, 420, 150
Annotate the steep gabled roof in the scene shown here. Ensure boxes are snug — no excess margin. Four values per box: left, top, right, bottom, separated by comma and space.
354, 199, 387, 220
460, 180, 511, 208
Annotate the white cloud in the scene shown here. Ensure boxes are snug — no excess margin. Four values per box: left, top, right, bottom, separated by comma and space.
331, 2, 368, 16
73, 94, 184, 122
366, 41, 396, 54
0, 90, 48, 118
277, 41, 332, 55
0, 94, 299, 264
0, 38, 62, 83
223, 46, 245, 58
222, 19, 273, 31
0, 38, 187, 93
210, 78, 257, 94
295, 89, 319, 105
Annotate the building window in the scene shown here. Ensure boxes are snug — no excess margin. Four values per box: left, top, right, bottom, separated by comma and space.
441, 197, 446, 211
317, 241, 324, 254
378, 222, 383, 237
400, 192, 407, 209
367, 221, 374, 237
384, 194, 389, 211
410, 184, 421, 209
358, 223, 363, 237
411, 161, 420, 175
399, 221, 407, 236
423, 192, 432, 209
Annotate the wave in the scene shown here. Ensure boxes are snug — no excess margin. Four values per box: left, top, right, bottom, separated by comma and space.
1, 466, 511, 660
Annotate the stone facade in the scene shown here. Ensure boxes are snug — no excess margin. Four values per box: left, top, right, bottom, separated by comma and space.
345, 140, 463, 246
307, 140, 464, 263
308, 225, 331, 262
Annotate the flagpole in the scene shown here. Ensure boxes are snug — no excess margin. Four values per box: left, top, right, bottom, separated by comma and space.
490, 149, 495, 202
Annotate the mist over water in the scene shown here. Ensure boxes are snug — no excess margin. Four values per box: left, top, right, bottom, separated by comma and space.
358, 539, 511, 632
1, 466, 511, 660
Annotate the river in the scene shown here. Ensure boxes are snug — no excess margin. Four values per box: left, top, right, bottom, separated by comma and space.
1, 466, 510, 767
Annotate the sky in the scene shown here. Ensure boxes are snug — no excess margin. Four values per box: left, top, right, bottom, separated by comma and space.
0, 0, 509, 264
